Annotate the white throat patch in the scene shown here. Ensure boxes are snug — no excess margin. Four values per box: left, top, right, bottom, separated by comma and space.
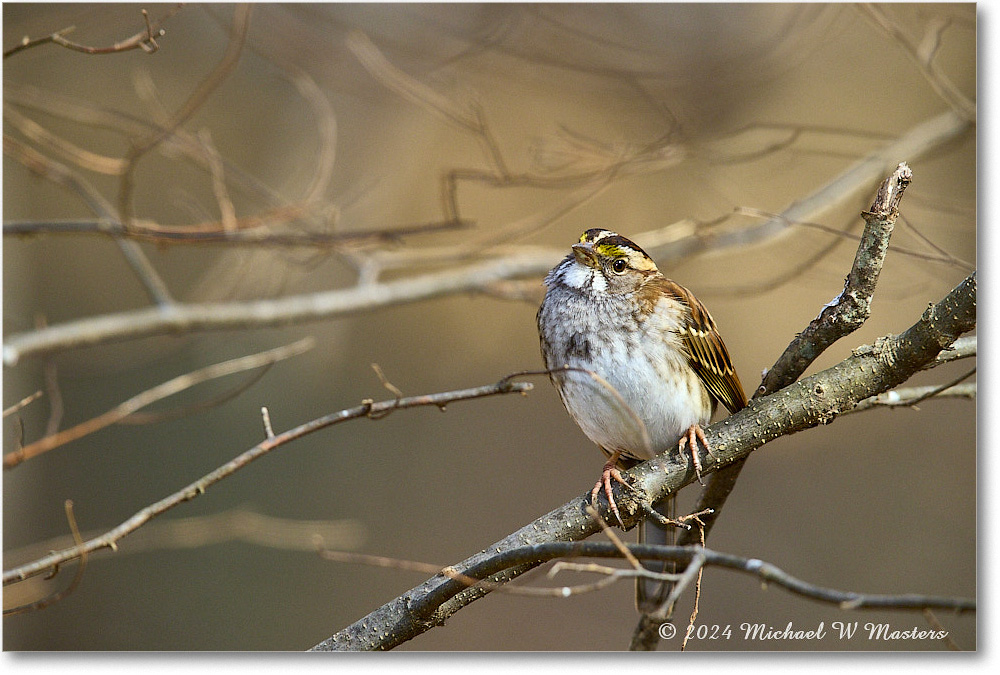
561, 260, 607, 293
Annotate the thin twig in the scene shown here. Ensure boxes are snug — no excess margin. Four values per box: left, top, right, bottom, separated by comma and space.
733, 205, 969, 270
850, 377, 976, 414
5, 508, 365, 568
925, 335, 976, 368
261, 407, 275, 439
3, 391, 43, 418
119, 4, 252, 225
366, 363, 403, 420
680, 520, 708, 652
3, 338, 315, 469
922, 609, 962, 651
3, 217, 471, 246
118, 366, 273, 425
3, 375, 533, 584
758, 162, 912, 397
858, 4, 975, 121
319, 548, 630, 598
2, 250, 557, 366
346, 30, 481, 133
898, 213, 975, 271
3, 5, 184, 59
3, 135, 173, 305
312, 539, 973, 652
316, 538, 972, 611
3, 105, 127, 174
586, 504, 642, 570
4, 501, 87, 615
876, 367, 974, 408
197, 129, 238, 231
5, 76, 335, 237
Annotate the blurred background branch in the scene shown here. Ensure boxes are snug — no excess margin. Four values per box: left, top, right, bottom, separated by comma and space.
1, 108, 970, 366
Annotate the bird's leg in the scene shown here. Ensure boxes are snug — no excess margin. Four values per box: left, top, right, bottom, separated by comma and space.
590, 449, 632, 528
677, 424, 713, 485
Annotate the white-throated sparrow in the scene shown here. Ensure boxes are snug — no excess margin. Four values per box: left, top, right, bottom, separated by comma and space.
537, 228, 747, 606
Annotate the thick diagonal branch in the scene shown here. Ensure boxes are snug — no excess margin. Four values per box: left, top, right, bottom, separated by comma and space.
312, 271, 974, 651
628, 162, 917, 649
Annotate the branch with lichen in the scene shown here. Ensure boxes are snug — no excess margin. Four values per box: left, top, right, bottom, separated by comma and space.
310, 267, 975, 651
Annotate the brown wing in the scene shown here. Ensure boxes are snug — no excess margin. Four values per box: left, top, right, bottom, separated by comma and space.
661, 280, 748, 414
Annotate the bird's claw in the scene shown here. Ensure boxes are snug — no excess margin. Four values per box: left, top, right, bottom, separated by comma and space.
590, 461, 635, 528
677, 424, 714, 485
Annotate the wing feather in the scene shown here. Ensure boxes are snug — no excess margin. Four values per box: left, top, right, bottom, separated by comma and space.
656, 279, 748, 414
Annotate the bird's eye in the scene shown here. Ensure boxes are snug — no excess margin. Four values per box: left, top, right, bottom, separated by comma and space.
611, 259, 628, 274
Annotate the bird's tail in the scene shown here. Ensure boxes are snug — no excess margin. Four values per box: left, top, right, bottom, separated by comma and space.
635, 495, 677, 613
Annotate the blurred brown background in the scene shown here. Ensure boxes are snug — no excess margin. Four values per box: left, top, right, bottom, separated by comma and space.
3, 3, 975, 650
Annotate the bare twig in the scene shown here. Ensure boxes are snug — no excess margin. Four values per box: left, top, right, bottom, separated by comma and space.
850, 373, 975, 414
646, 111, 967, 268
261, 407, 275, 439
3, 135, 115, 229
315, 538, 972, 612
3, 375, 533, 584
197, 129, 238, 231
318, 547, 631, 598
875, 367, 974, 408
5, 508, 365, 568
117, 366, 272, 426
3, 338, 315, 469
680, 520, 708, 652
286, 66, 338, 205
3, 5, 184, 59
759, 162, 912, 397
586, 504, 643, 570
4, 80, 340, 241
898, 214, 975, 271
366, 363, 404, 420
4, 81, 297, 214
2, 250, 557, 366
922, 609, 963, 651
3, 135, 173, 305
926, 335, 976, 368
353, 182, 607, 276
119, 4, 252, 225
313, 536, 975, 651
859, 4, 975, 121
3, 105, 127, 174
733, 205, 970, 270
4, 501, 87, 615
346, 31, 481, 133
3, 391, 43, 418
3, 217, 470, 247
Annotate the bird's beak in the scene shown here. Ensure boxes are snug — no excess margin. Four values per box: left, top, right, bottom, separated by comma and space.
571, 242, 599, 269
